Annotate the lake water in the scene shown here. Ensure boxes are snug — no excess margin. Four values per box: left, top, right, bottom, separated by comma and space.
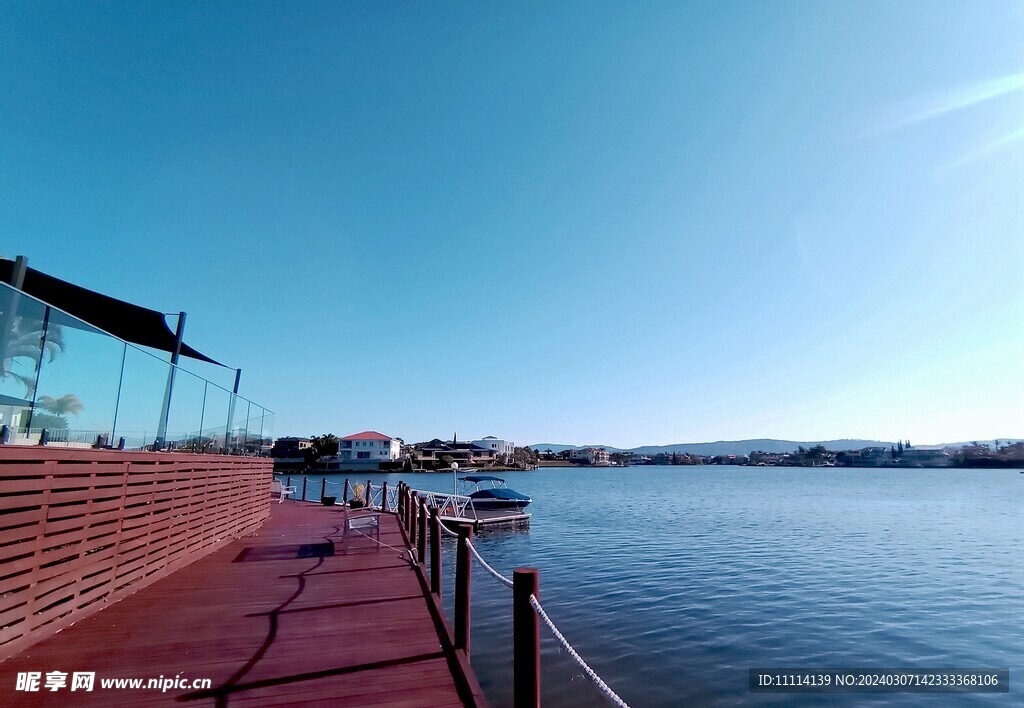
286, 466, 1023, 707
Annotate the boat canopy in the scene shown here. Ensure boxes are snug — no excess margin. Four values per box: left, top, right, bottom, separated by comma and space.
461, 475, 505, 483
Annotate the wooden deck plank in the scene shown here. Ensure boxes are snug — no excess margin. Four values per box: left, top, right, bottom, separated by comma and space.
0, 502, 485, 706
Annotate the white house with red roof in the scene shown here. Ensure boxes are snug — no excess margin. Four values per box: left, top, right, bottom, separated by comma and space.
339, 430, 402, 462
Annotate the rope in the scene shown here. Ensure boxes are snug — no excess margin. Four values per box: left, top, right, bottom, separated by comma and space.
465, 538, 514, 589
529, 594, 630, 708
439, 522, 460, 538
349, 528, 415, 559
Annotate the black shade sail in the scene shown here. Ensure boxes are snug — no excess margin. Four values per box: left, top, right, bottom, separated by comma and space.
0, 258, 223, 366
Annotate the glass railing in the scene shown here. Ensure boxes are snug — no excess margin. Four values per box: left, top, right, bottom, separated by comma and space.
0, 280, 273, 453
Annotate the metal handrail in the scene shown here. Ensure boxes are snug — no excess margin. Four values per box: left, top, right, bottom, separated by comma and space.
409, 488, 479, 521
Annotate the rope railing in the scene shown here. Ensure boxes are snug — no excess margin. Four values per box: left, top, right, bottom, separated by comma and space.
529, 594, 631, 708
465, 538, 514, 589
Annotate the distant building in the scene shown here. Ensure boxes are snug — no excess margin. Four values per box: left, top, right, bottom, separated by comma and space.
0, 394, 31, 434
412, 439, 497, 468
339, 431, 402, 461
272, 437, 312, 458
471, 436, 515, 461
569, 447, 610, 465
899, 448, 951, 467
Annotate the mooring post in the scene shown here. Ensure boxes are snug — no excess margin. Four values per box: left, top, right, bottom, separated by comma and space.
320, 478, 326, 499
513, 567, 541, 708
381, 481, 388, 512
343, 478, 350, 506
455, 524, 473, 654
410, 494, 419, 548
301, 476, 308, 502
430, 506, 442, 596
286, 476, 292, 491
417, 496, 427, 564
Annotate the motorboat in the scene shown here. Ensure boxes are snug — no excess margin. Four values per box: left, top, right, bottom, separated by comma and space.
460, 475, 532, 510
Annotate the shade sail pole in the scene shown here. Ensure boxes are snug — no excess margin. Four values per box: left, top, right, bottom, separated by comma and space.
154, 311, 186, 450
223, 368, 241, 452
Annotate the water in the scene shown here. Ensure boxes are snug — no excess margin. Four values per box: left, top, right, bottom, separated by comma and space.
287, 466, 1023, 706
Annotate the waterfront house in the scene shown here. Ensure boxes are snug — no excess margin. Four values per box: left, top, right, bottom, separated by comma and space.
412, 439, 497, 468
471, 436, 515, 462
339, 431, 402, 462
898, 447, 952, 467
271, 436, 312, 458
569, 447, 610, 465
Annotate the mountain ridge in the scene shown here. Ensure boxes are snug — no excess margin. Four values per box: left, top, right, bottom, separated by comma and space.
527, 438, 1023, 457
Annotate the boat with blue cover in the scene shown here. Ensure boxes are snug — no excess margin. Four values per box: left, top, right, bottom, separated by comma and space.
460, 475, 532, 510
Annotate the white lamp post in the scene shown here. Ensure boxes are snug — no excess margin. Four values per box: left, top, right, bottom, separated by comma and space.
451, 461, 459, 495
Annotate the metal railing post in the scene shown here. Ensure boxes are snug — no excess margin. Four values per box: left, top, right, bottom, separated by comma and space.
514, 567, 541, 708
454, 525, 473, 654
430, 506, 441, 597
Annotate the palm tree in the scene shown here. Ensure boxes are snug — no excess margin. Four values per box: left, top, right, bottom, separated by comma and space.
0, 317, 65, 397
38, 393, 84, 418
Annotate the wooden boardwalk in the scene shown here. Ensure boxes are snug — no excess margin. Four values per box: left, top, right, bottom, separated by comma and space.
0, 501, 486, 706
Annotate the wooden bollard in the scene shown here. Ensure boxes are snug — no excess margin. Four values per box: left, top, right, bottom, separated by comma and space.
320, 478, 326, 499
301, 476, 308, 501
343, 478, 350, 506
430, 506, 441, 596
454, 525, 473, 654
286, 476, 292, 490
513, 568, 540, 708
367, 479, 372, 508
410, 494, 418, 548
381, 481, 388, 512
417, 496, 427, 564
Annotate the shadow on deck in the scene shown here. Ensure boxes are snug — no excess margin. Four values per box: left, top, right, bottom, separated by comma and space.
0, 502, 486, 707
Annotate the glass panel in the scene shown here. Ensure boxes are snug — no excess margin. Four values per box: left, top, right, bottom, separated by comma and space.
229, 398, 251, 454
0, 281, 272, 454
257, 408, 274, 455
114, 344, 171, 450
201, 382, 232, 454
164, 366, 209, 451
30, 307, 125, 446
0, 282, 47, 442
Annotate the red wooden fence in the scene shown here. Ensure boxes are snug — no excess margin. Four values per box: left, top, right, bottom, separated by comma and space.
0, 448, 271, 662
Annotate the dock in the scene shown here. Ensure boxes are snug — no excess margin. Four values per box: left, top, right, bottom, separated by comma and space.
0, 500, 486, 706
444, 508, 531, 531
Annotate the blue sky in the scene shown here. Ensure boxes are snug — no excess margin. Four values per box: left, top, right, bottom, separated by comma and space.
2, 1, 1022, 447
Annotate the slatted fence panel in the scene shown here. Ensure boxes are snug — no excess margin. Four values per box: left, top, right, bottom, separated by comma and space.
0, 448, 271, 661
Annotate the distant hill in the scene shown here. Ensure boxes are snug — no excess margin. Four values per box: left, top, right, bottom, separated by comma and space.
528, 438, 1023, 457
528, 439, 893, 456
530, 443, 628, 453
